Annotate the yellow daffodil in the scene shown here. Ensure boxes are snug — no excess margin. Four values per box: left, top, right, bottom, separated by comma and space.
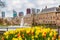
48, 37, 50, 40
6, 35, 9, 39
35, 35, 38, 38
12, 38, 18, 40
52, 37, 55, 40
35, 27, 41, 30
36, 29, 42, 35
49, 32, 53, 37
8, 30, 15, 34
18, 38, 22, 40
25, 28, 31, 33
18, 37, 23, 40
31, 27, 35, 33
3, 26, 59, 40
4, 31, 9, 36
46, 28, 50, 32
32, 36, 34, 39
42, 32, 46, 37
32, 38, 34, 40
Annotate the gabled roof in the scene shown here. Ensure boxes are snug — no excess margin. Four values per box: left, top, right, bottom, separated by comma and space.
41, 7, 58, 13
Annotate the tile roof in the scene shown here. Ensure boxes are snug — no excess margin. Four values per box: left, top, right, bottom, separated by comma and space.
41, 7, 58, 13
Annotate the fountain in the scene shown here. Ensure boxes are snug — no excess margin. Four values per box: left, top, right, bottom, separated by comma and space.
20, 17, 30, 27
8, 17, 24, 31
8, 16, 30, 31
20, 17, 24, 27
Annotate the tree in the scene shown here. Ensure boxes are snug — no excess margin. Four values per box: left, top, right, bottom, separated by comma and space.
0, 0, 5, 8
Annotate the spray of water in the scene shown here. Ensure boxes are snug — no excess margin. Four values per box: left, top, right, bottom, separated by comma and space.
20, 17, 24, 27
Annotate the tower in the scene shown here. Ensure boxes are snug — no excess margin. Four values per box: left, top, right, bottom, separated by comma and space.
13, 10, 17, 18
36, 9, 40, 13
26, 8, 31, 14
2, 11, 5, 18
19, 12, 23, 16
32, 8, 36, 14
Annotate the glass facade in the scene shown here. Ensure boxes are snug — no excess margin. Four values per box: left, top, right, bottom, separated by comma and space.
19, 12, 23, 16
13, 10, 17, 18
2, 11, 5, 18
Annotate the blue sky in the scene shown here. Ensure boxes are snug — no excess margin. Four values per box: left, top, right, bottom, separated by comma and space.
1, 0, 60, 17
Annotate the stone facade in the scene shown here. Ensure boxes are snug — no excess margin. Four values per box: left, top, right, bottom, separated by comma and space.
23, 6, 60, 26
24, 14, 33, 26
37, 12, 57, 24
56, 12, 60, 26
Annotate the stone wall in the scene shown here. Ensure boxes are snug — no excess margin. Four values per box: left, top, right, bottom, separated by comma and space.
56, 12, 60, 26
23, 12, 58, 26
24, 14, 33, 26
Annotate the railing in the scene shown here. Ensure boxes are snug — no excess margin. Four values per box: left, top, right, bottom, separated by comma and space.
0, 26, 24, 31
0, 26, 24, 34
0, 26, 60, 35
0, 26, 30, 31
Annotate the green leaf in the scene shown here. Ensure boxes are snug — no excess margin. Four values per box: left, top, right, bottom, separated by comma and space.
7, 34, 15, 40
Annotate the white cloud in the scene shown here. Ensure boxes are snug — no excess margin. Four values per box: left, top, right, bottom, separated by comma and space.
33, 0, 60, 10
4, 0, 30, 11
24, 2, 36, 8
35, 0, 59, 7
3, 0, 60, 11
1, 0, 60, 17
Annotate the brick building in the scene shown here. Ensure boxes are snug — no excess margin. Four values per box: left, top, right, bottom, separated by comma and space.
23, 6, 60, 26
36, 6, 60, 26
24, 14, 33, 26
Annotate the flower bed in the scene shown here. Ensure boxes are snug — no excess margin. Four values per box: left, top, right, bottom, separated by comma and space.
2, 26, 60, 40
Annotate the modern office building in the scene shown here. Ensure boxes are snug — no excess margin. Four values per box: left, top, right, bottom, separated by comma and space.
24, 6, 60, 26
26, 8, 31, 14
2, 11, 5, 18
19, 12, 24, 16
13, 10, 17, 18
26, 8, 40, 14
31, 8, 36, 14
36, 9, 40, 13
